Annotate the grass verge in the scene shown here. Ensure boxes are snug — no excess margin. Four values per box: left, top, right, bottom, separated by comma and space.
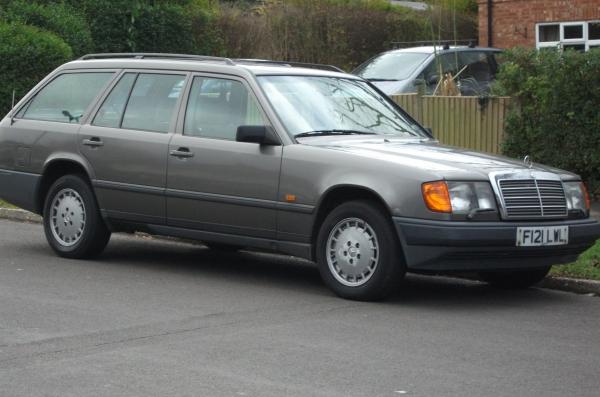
551, 239, 600, 281
0, 199, 17, 209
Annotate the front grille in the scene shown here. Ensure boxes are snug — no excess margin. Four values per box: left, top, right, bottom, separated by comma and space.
499, 179, 567, 219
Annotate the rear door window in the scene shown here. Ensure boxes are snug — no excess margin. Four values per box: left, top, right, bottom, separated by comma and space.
120, 73, 186, 133
22, 72, 114, 123
93, 73, 137, 128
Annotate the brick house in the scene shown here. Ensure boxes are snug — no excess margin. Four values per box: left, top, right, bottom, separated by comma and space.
478, 0, 600, 50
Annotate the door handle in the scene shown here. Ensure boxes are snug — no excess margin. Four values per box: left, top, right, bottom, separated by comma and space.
169, 147, 194, 158
82, 137, 104, 147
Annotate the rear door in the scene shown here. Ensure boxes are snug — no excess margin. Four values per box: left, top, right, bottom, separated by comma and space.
166, 74, 282, 239
81, 71, 187, 224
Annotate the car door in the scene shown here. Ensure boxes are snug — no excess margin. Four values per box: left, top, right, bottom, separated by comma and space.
420, 52, 461, 94
81, 71, 187, 224
166, 75, 282, 239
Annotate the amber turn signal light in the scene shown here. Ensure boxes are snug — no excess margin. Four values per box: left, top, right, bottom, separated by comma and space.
581, 182, 591, 211
285, 194, 297, 203
422, 181, 452, 213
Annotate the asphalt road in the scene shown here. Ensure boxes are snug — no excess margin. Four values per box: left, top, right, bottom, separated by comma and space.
1, 219, 599, 397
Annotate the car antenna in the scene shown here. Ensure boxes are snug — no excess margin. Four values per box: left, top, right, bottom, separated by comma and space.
10, 89, 15, 125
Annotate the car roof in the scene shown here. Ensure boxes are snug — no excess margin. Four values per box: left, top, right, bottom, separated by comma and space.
59, 55, 358, 80
386, 46, 502, 55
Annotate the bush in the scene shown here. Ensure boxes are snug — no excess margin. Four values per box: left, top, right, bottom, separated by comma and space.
217, 0, 476, 70
494, 48, 600, 195
0, 22, 72, 117
424, 0, 478, 15
132, 1, 222, 54
1, 0, 93, 56
63, 0, 223, 54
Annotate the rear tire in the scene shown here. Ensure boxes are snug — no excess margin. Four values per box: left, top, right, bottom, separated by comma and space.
43, 174, 111, 259
478, 266, 551, 289
316, 200, 405, 301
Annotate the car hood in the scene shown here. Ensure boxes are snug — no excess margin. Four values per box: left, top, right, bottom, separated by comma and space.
298, 136, 578, 180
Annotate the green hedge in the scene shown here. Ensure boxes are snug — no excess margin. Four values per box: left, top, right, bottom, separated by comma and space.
1, 0, 93, 56
130, 2, 205, 54
495, 48, 600, 195
62, 0, 222, 54
0, 22, 72, 117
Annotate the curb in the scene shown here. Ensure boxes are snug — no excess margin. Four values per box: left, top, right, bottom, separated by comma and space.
0, 208, 41, 223
539, 277, 600, 296
0, 206, 598, 297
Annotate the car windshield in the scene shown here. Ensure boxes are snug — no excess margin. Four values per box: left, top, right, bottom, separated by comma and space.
353, 52, 430, 81
257, 75, 427, 138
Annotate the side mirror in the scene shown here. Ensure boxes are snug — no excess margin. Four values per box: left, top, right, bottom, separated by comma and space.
236, 125, 280, 145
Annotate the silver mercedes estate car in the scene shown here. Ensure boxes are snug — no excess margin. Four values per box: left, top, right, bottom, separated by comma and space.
1, 53, 598, 301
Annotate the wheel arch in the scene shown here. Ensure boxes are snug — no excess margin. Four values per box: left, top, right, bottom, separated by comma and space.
36, 156, 94, 214
310, 184, 397, 261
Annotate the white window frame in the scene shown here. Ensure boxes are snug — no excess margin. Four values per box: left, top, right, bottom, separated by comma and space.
536, 22, 560, 50
588, 21, 600, 49
536, 21, 600, 51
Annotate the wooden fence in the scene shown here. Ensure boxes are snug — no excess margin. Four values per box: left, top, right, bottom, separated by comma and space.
391, 94, 511, 154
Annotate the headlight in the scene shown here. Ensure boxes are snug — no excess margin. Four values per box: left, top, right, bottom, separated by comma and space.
447, 181, 497, 214
564, 181, 590, 212
422, 181, 497, 214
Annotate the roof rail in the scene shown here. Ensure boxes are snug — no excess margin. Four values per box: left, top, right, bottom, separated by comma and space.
235, 59, 345, 73
78, 53, 236, 65
390, 39, 478, 50
78, 54, 345, 72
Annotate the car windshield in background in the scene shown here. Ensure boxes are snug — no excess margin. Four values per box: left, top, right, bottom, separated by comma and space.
353, 52, 429, 81
257, 75, 426, 138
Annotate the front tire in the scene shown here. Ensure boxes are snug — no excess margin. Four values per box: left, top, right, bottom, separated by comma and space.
43, 174, 111, 259
478, 266, 551, 289
316, 200, 405, 301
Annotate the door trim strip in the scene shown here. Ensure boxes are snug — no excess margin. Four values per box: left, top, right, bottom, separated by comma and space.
93, 179, 315, 214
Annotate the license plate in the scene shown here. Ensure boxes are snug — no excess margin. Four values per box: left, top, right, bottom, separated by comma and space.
516, 226, 569, 247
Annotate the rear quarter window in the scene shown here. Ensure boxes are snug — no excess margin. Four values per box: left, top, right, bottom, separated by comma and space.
21, 72, 114, 123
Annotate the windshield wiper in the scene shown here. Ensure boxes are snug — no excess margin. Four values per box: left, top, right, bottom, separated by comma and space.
295, 129, 378, 138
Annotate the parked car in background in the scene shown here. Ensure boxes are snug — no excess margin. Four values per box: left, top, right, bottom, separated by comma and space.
353, 45, 502, 96
0, 54, 598, 301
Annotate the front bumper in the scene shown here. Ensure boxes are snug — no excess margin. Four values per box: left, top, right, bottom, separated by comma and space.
393, 217, 600, 272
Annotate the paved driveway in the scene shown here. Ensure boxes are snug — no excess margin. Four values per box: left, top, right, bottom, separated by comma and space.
1, 219, 599, 397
